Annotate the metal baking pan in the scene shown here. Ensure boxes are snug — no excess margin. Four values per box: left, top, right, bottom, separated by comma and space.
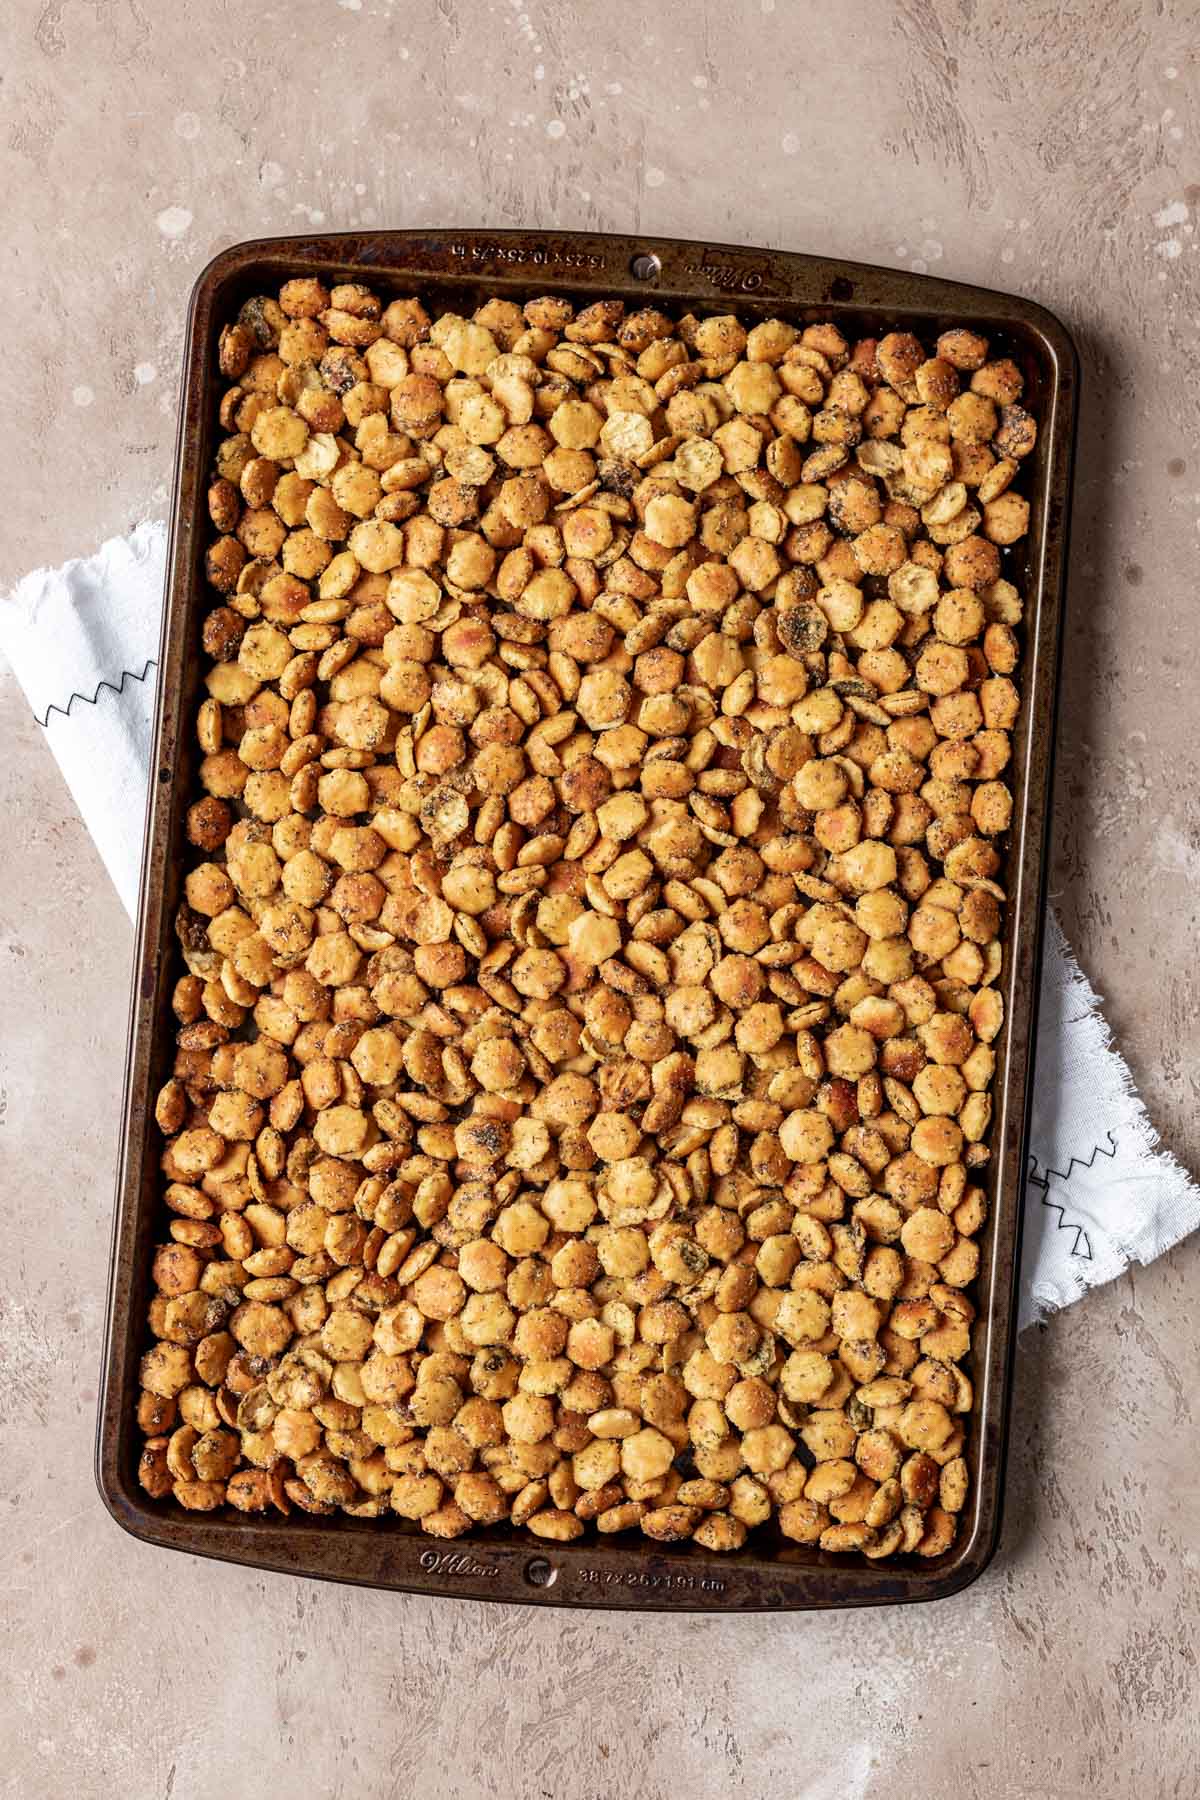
97, 229, 1077, 1611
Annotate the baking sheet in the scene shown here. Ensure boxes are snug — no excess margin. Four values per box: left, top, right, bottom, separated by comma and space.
97, 229, 1078, 1610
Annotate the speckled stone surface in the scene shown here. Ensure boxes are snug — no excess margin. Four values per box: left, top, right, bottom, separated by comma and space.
1, 2, 1198, 1794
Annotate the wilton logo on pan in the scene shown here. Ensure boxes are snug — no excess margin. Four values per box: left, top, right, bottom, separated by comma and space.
419, 1549, 500, 1579
685, 249, 766, 292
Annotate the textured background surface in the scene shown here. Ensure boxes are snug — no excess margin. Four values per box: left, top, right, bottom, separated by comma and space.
1, 1, 1198, 1795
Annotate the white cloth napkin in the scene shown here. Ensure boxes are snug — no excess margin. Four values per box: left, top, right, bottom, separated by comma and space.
0, 520, 163, 916
3, 519, 1197, 1327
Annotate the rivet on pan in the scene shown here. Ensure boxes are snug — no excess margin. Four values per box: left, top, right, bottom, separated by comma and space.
524, 1557, 558, 1588
631, 253, 661, 283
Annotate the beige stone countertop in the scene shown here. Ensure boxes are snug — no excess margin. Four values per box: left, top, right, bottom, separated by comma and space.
2, 1, 1198, 1795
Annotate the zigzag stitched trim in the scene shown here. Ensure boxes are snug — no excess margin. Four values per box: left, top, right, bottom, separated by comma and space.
1025, 1133, 1118, 1263
1032, 1187, 1093, 1261
1029, 1130, 1118, 1190
35, 658, 157, 728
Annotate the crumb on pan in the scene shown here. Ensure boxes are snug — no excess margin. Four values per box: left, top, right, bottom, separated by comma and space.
138, 281, 1036, 1560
